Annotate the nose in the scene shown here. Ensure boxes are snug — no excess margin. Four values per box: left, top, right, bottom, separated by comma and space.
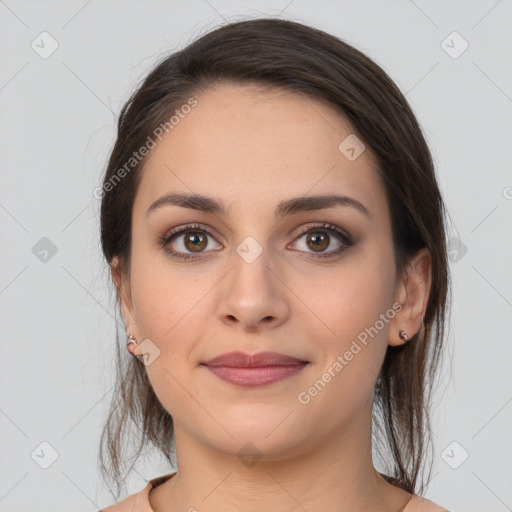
217, 246, 290, 332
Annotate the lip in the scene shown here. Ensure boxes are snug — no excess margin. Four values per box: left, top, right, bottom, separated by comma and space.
201, 351, 309, 387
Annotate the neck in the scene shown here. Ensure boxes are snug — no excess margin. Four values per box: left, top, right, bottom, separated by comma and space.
149, 402, 411, 512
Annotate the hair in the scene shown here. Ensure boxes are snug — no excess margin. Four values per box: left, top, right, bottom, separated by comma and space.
98, 17, 451, 499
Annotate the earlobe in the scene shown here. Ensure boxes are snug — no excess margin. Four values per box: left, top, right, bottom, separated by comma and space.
388, 317, 411, 347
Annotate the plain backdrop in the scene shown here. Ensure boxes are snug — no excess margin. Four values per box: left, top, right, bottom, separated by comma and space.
1, 1, 511, 511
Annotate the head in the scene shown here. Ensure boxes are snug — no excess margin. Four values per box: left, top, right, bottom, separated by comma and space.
98, 18, 450, 498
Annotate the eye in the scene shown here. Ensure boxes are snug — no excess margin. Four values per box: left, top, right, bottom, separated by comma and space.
159, 222, 353, 261
289, 222, 353, 259
159, 223, 222, 260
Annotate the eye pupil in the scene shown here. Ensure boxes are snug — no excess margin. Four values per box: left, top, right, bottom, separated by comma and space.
307, 232, 329, 251
185, 231, 207, 252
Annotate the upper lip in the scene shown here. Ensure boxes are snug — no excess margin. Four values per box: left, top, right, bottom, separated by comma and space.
202, 351, 309, 367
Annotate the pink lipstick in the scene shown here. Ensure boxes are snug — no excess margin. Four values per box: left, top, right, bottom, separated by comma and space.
201, 351, 309, 387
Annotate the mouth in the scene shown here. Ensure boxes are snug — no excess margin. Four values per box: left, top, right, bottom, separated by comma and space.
200, 351, 310, 387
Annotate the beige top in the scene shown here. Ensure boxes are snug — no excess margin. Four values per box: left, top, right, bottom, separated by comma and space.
99, 472, 450, 512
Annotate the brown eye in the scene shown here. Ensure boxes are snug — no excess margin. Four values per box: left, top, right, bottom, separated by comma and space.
183, 231, 208, 252
290, 223, 353, 259
160, 223, 222, 260
305, 232, 329, 252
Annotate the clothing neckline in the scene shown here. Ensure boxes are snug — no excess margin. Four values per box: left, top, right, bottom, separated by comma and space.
148, 471, 177, 489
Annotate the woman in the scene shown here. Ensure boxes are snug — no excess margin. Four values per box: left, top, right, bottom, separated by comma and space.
98, 17, 451, 512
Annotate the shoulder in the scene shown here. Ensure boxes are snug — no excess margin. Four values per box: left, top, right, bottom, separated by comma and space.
98, 472, 176, 512
98, 481, 152, 512
408, 494, 451, 512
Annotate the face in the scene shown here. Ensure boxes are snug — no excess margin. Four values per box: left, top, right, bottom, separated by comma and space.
116, 84, 410, 460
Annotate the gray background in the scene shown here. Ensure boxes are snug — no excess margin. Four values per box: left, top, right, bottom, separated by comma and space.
1, 1, 511, 511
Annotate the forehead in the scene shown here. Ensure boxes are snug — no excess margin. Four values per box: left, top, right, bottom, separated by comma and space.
135, 84, 386, 219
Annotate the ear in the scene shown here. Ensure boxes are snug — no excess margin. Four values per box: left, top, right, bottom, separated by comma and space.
389, 247, 432, 347
111, 256, 138, 339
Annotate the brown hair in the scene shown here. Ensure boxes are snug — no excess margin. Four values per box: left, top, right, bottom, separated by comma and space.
98, 17, 451, 499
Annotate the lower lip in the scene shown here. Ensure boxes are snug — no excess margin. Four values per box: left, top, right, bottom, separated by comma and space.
203, 364, 308, 387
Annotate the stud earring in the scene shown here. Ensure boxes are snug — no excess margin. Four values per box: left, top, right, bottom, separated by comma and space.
127, 333, 138, 349
399, 330, 409, 341
126, 334, 144, 362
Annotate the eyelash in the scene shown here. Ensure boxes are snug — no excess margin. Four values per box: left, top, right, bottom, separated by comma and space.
158, 222, 353, 261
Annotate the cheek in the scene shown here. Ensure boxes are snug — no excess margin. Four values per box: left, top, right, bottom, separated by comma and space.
304, 249, 395, 382
129, 244, 202, 339
129, 262, 208, 416
308, 267, 391, 343
295, 275, 392, 423
128, 254, 217, 396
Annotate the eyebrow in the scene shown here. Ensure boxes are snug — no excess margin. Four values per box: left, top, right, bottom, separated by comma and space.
146, 192, 370, 219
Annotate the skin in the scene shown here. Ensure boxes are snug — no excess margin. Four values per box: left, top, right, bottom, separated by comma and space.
112, 83, 432, 512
